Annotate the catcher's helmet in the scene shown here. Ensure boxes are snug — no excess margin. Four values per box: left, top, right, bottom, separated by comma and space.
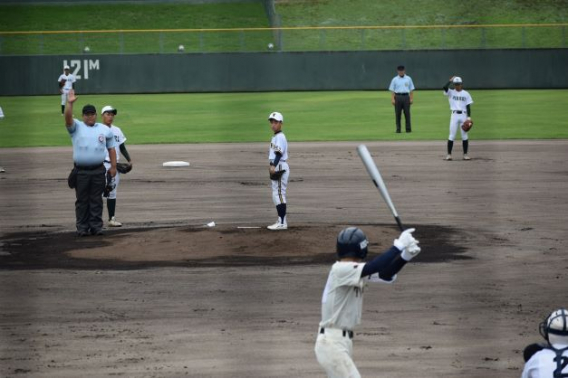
539, 308, 568, 346
336, 227, 368, 260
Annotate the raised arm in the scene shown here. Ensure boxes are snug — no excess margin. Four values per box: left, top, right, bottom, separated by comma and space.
65, 89, 77, 127
443, 76, 454, 93
361, 228, 421, 281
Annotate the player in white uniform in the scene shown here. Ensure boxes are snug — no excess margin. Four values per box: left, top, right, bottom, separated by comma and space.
57, 65, 76, 115
315, 227, 422, 378
443, 76, 474, 161
267, 111, 289, 230
101, 105, 133, 227
521, 308, 568, 378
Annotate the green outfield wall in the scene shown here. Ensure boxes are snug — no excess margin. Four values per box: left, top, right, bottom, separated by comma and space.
1, 49, 567, 95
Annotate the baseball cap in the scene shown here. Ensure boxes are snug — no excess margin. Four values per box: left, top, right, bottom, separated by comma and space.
82, 104, 96, 114
453, 76, 463, 84
64, 65, 70, 70
268, 111, 283, 122
101, 105, 117, 115
397, 65, 405, 70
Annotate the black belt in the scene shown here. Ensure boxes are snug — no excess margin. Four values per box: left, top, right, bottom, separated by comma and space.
395, 93, 409, 96
319, 327, 354, 339
74, 163, 103, 171
452, 110, 465, 114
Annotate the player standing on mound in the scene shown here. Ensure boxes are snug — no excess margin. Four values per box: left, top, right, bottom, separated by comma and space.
267, 111, 289, 231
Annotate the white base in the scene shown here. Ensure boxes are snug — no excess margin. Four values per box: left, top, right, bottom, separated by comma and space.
163, 161, 190, 167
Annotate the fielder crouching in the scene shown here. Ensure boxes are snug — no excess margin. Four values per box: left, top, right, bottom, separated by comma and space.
315, 227, 421, 378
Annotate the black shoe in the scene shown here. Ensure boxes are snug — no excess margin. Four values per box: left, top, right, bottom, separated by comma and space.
77, 230, 89, 237
396, 130, 401, 133
90, 229, 103, 236
406, 130, 412, 133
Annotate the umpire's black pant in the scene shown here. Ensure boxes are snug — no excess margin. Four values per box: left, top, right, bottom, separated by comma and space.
74, 164, 106, 233
394, 94, 411, 132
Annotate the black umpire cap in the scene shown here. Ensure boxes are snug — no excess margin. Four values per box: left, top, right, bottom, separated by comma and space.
82, 104, 96, 114
397, 65, 405, 71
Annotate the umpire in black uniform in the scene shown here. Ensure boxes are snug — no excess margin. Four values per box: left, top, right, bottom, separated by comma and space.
388, 65, 416, 133
65, 89, 116, 236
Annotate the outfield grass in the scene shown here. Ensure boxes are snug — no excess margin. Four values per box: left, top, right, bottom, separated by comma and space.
1, 90, 567, 148
0, 3, 270, 55
1, 0, 566, 54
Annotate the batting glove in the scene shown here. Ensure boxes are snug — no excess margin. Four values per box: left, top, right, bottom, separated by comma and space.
394, 228, 417, 251
401, 241, 421, 261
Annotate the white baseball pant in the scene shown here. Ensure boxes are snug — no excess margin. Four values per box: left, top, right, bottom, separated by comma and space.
104, 163, 120, 200
448, 112, 469, 141
61, 89, 70, 106
315, 328, 361, 378
271, 162, 289, 206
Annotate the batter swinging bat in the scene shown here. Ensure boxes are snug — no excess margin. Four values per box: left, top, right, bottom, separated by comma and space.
357, 144, 404, 231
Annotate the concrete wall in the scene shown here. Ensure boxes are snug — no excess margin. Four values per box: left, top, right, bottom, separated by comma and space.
1, 49, 567, 96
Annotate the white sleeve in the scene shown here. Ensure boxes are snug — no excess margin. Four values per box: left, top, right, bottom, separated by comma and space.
367, 273, 397, 284
115, 127, 126, 144
333, 262, 365, 287
272, 134, 285, 153
521, 352, 541, 378
443, 89, 451, 97
520, 361, 532, 378
466, 93, 473, 106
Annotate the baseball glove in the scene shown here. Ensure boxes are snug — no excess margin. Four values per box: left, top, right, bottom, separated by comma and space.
461, 119, 473, 132
116, 162, 132, 174
270, 169, 286, 181
59, 79, 66, 88
523, 342, 546, 362
103, 172, 116, 198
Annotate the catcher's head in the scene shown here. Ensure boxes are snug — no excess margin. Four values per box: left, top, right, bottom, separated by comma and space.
539, 308, 568, 347
336, 227, 368, 260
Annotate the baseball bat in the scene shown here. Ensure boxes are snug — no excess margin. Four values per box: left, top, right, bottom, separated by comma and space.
356, 144, 404, 231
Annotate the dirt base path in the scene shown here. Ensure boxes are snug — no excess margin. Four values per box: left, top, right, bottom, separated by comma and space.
1, 141, 567, 377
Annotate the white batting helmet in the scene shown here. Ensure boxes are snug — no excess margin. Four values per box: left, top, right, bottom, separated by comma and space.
539, 308, 568, 347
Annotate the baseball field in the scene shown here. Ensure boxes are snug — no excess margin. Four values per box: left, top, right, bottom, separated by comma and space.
2, 1, 568, 377
1, 138, 567, 377
2, 89, 568, 147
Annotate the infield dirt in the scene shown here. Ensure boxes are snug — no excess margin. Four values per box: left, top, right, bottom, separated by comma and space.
1, 141, 567, 377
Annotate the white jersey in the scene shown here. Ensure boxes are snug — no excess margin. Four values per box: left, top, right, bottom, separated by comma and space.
444, 88, 473, 112
58, 73, 76, 91
104, 125, 126, 163
522, 346, 568, 378
319, 262, 393, 330
269, 131, 288, 162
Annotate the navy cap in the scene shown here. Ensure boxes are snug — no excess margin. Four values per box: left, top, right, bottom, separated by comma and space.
397, 65, 405, 71
82, 104, 96, 114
